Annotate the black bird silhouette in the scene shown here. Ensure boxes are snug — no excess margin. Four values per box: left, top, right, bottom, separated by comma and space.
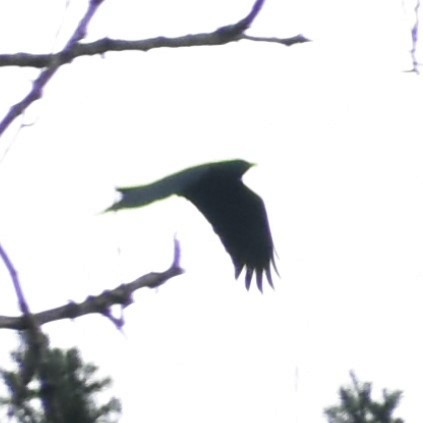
106, 159, 276, 291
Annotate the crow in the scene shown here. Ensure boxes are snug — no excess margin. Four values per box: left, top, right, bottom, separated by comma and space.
106, 159, 276, 291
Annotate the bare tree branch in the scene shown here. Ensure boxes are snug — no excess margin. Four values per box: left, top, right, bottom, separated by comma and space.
0, 0, 310, 139
0, 0, 105, 138
0, 239, 184, 331
0, 0, 307, 70
0, 32, 308, 70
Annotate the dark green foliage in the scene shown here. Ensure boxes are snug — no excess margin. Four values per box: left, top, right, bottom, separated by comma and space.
324, 372, 404, 423
107, 159, 276, 291
0, 342, 121, 423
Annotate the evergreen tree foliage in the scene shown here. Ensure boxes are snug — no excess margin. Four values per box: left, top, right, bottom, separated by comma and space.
0, 339, 121, 423
324, 371, 404, 423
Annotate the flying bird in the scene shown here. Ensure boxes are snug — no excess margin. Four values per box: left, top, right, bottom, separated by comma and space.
106, 159, 277, 291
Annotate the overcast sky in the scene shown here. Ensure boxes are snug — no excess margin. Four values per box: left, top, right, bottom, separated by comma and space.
0, 0, 423, 422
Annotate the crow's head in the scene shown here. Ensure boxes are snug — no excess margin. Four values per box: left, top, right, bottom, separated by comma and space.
215, 159, 254, 180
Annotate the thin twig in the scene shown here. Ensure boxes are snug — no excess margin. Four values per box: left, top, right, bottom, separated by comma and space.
243, 34, 310, 46
0, 242, 30, 314
410, 0, 421, 73
0, 0, 105, 138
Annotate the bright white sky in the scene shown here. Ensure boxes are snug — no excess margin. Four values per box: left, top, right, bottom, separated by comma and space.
0, 0, 423, 422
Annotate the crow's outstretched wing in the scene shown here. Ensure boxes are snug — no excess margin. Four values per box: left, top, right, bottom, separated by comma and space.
106, 159, 276, 291
180, 169, 276, 291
